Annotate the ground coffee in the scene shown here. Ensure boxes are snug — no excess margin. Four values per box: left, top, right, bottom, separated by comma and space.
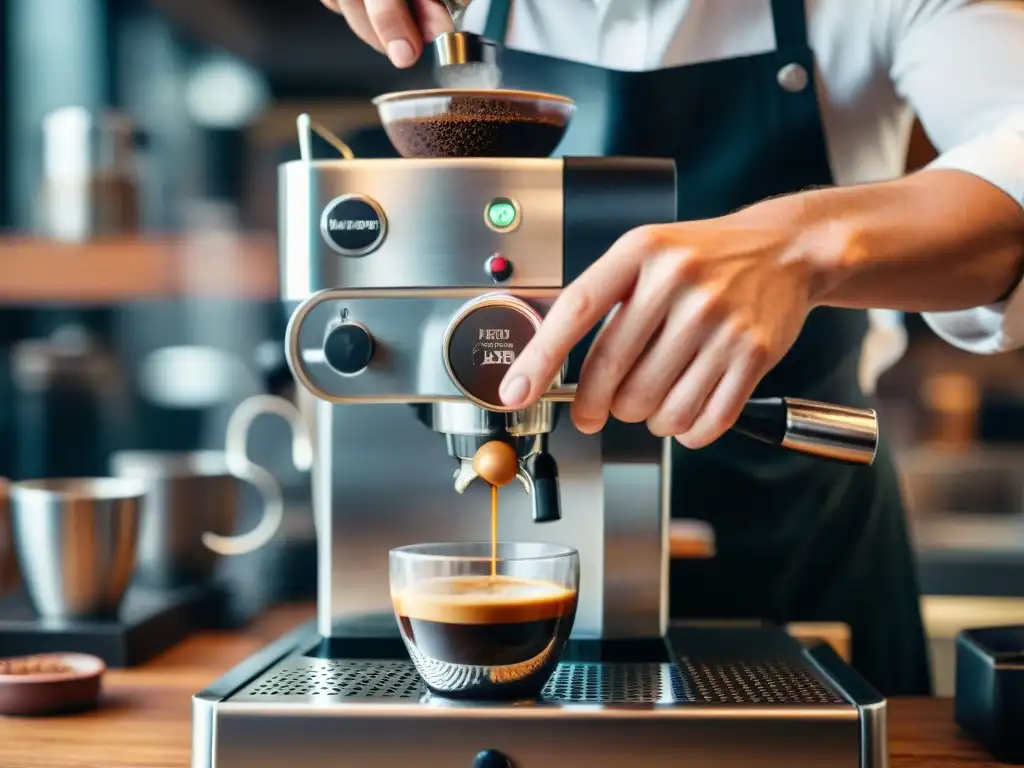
384, 95, 568, 158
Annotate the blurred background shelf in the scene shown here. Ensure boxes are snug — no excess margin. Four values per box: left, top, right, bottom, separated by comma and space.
0, 0, 1023, 706
0, 235, 278, 303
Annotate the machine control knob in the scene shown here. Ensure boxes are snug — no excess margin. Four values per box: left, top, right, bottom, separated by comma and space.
473, 750, 513, 768
323, 322, 375, 376
443, 294, 542, 411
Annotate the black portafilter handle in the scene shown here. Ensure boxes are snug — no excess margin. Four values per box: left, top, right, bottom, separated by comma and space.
731, 397, 879, 465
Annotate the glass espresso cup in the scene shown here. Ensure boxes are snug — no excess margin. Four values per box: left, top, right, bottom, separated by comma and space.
390, 542, 579, 701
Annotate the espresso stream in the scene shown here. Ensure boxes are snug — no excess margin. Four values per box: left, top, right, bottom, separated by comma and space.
491, 484, 498, 576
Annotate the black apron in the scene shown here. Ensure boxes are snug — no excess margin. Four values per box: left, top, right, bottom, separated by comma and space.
480, 0, 931, 696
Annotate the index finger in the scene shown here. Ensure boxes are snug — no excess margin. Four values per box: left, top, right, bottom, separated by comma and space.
498, 235, 642, 408
365, 0, 423, 67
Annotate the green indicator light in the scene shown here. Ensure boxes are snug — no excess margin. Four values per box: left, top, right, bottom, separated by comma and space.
487, 200, 517, 229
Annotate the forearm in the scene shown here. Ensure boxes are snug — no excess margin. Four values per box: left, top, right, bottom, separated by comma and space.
748, 169, 1024, 313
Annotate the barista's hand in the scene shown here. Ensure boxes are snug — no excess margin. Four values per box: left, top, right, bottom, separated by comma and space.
498, 204, 837, 448
319, 0, 456, 68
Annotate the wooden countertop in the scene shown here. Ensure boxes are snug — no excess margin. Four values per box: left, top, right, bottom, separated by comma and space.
0, 603, 1008, 768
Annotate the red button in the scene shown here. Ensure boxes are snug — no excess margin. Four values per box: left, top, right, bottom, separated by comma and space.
486, 254, 513, 282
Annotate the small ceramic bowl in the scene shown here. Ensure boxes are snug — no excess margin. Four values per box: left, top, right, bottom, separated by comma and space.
0, 653, 105, 716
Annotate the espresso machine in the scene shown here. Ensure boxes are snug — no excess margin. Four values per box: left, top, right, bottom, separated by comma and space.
194, 75, 887, 767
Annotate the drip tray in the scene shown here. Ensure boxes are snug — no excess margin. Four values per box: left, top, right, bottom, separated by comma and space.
229, 657, 845, 706
197, 623, 885, 767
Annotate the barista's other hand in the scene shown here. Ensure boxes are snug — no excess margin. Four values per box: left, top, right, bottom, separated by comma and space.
319, 0, 456, 68
498, 204, 835, 448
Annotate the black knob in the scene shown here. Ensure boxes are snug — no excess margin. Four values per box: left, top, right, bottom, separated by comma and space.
323, 322, 375, 376
473, 750, 513, 768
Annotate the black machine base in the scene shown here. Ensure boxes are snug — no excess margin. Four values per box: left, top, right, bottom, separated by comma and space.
0, 581, 232, 667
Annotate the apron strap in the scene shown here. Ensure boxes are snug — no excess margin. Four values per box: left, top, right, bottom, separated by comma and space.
770, 0, 811, 54
483, 0, 513, 42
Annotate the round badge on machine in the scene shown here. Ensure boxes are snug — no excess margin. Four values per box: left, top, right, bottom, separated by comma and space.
443, 295, 542, 411
319, 194, 387, 257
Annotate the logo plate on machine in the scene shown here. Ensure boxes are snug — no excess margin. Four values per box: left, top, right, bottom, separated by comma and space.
320, 194, 387, 257
444, 298, 541, 411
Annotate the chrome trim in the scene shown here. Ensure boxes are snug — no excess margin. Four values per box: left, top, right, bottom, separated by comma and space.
190, 697, 216, 768
804, 640, 888, 768
216, 701, 856, 719
284, 288, 563, 406
322, 320, 375, 378
318, 194, 387, 257
441, 292, 547, 412
782, 398, 879, 465
314, 400, 335, 639
428, 401, 554, 438
191, 622, 316, 768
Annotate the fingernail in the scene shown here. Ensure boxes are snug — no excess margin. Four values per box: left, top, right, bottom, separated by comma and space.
387, 39, 415, 67
575, 417, 602, 434
676, 432, 706, 450
500, 375, 529, 407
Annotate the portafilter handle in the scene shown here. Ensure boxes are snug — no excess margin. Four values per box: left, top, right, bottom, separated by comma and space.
540, 388, 878, 466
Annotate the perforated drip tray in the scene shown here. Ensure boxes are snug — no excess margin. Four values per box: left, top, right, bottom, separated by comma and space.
199, 625, 885, 767
229, 646, 848, 708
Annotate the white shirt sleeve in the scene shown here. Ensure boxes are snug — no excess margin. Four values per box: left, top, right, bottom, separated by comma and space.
885, 0, 1024, 354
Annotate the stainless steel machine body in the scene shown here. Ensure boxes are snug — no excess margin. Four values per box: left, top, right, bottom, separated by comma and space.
193, 150, 887, 767
283, 157, 673, 640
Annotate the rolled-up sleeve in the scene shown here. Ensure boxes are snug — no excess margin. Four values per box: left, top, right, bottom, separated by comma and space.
887, 0, 1024, 353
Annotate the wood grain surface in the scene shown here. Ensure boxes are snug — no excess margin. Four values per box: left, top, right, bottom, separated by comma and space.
0, 603, 1009, 768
